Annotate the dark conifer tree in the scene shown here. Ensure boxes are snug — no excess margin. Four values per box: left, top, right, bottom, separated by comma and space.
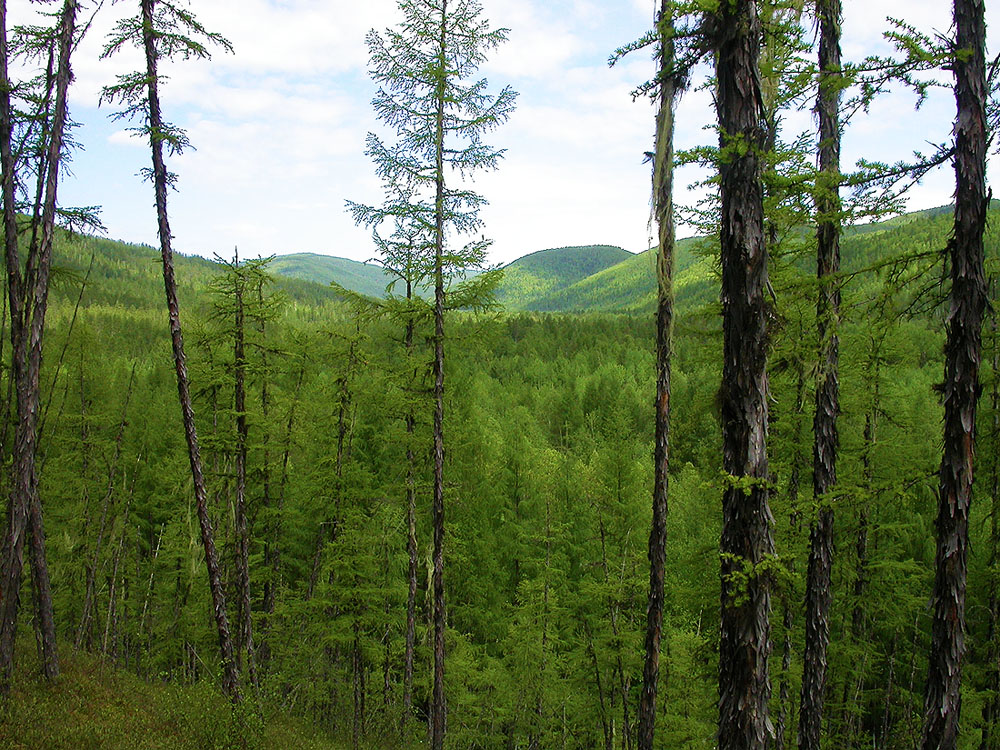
713, 0, 773, 747
637, 2, 676, 748
0, 0, 78, 692
798, 0, 842, 747
921, 0, 988, 747
101, 0, 239, 701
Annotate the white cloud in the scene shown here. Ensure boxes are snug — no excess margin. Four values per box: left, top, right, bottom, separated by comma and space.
107, 129, 144, 147
21, 0, 1000, 267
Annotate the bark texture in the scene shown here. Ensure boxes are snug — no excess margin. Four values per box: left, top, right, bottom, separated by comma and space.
430, 3, 448, 747
140, 0, 239, 702
980, 292, 999, 750
921, 0, 988, 747
402, 284, 419, 728
637, 4, 674, 749
714, 1, 774, 748
798, 1, 842, 747
0, 0, 76, 692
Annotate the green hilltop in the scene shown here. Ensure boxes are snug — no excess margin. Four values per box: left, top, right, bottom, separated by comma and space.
267, 253, 396, 298
500, 236, 711, 313
488, 203, 992, 314
61, 203, 985, 317
494, 244, 633, 307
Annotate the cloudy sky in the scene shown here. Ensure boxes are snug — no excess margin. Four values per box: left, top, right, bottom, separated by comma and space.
11, 0, 1000, 265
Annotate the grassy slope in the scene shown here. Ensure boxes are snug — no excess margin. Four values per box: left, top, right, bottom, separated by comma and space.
51, 203, 982, 318
495, 244, 632, 307
0, 644, 341, 750
510, 236, 711, 312
501, 204, 998, 313
268, 253, 394, 298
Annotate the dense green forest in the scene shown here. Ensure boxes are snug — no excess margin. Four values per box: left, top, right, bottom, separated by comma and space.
2, 0, 1000, 748
0, 200, 991, 748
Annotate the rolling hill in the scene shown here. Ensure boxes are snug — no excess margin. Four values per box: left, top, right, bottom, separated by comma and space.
268, 253, 396, 298
501, 236, 713, 313
70, 203, 987, 316
491, 204, 999, 314
495, 244, 633, 308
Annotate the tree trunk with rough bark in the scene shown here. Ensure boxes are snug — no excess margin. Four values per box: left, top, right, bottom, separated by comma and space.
430, 3, 449, 747
714, 1, 773, 747
981, 291, 999, 750
798, 1, 842, 747
139, 0, 239, 702
402, 281, 419, 728
638, 7, 674, 748
921, 0, 988, 747
0, 0, 77, 692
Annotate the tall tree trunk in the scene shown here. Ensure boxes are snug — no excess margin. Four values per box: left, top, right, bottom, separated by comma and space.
981, 289, 999, 750
921, 1, 988, 747
402, 283, 419, 729
27, 485, 56, 678
638, 5, 675, 749
430, 2, 449, 747
139, 0, 239, 702
232, 259, 258, 690
798, 1, 842, 747
0, 0, 76, 692
714, 1, 773, 748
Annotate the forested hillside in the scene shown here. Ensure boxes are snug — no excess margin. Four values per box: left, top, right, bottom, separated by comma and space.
3, 0, 1000, 749
267, 254, 395, 299
0, 200, 989, 747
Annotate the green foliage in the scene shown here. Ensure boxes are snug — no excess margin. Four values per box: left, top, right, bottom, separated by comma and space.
496, 245, 632, 307
101, 0, 232, 157
4, 197, 997, 747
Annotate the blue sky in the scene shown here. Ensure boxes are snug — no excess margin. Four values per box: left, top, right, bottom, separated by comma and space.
11, 0, 999, 265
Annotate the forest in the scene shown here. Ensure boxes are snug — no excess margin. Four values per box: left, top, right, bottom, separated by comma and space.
0, 0, 999, 750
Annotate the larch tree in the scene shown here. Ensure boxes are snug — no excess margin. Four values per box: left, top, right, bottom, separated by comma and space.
208, 253, 276, 690
921, 0, 989, 747
798, 0, 843, 747
100, 0, 240, 701
351, 1, 515, 745
345, 192, 433, 728
0, 0, 79, 693
621, 1, 679, 747
713, 0, 774, 748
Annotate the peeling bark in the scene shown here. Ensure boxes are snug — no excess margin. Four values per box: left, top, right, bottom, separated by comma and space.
798, 1, 842, 747
921, 1, 988, 747
0, 0, 77, 692
638, 5, 675, 748
714, 0, 774, 748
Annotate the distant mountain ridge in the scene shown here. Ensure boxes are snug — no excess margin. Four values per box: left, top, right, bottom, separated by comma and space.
495, 244, 632, 308
268, 253, 395, 298
259, 204, 989, 313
